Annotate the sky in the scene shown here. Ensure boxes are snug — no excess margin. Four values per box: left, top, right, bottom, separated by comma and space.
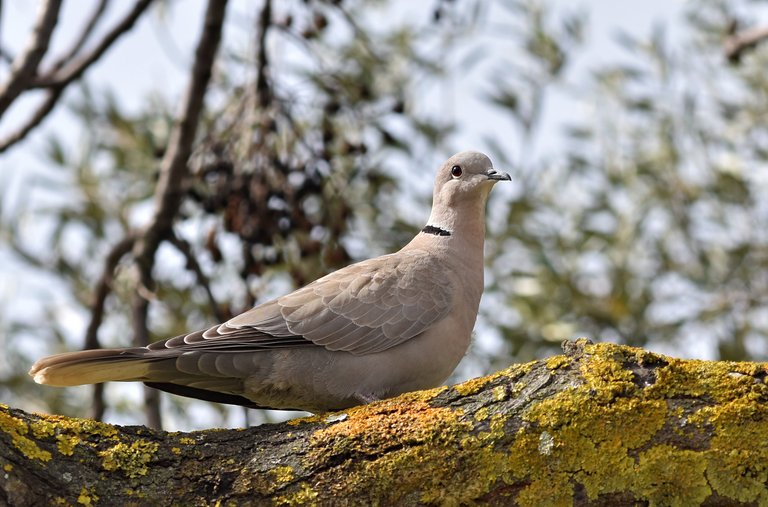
0, 0, 689, 429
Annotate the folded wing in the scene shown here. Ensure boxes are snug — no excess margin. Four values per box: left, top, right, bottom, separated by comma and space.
155, 249, 454, 356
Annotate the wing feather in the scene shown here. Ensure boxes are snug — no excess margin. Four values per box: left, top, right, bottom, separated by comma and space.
141, 249, 453, 358
277, 249, 453, 354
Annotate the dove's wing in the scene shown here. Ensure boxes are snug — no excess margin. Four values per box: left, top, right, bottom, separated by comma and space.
151, 249, 454, 356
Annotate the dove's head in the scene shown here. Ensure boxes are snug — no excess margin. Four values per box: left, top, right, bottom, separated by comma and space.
424, 151, 510, 235
433, 150, 510, 207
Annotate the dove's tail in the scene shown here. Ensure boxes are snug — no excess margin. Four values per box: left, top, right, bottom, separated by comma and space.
29, 348, 155, 386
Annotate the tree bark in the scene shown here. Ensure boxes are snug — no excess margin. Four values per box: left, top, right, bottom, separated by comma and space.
2, 340, 768, 506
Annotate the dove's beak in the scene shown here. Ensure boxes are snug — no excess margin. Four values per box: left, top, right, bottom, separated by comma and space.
485, 168, 511, 181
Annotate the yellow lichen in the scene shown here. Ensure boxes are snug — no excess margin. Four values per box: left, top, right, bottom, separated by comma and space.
690, 398, 768, 504
515, 471, 573, 507
274, 482, 318, 506
7, 411, 124, 464
56, 434, 80, 456
306, 396, 472, 502
77, 486, 98, 506
633, 445, 710, 506
30, 419, 55, 439
99, 439, 159, 478
3, 463, 12, 472
454, 361, 535, 396
0, 410, 52, 462
579, 346, 637, 399
123, 487, 146, 499
474, 406, 489, 421
271, 465, 295, 484
178, 437, 196, 445
454, 373, 501, 396
545, 355, 571, 370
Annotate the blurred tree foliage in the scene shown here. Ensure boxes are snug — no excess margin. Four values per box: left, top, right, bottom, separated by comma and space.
481, 0, 768, 364
2, 0, 768, 429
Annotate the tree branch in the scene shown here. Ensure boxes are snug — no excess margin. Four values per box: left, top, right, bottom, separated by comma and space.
50, 0, 109, 72
0, 88, 61, 154
129, 0, 227, 429
129, 290, 163, 429
79, 235, 136, 421
0, 0, 153, 154
0, 1, 8, 65
168, 233, 227, 323
725, 24, 768, 62
33, 0, 154, 88
255, 0, 272, 108
149, 0, 227, 235
133, 0, 228, 302
0, 0, 62, 116
4, 341, 768, 505
83, 235, 137, 351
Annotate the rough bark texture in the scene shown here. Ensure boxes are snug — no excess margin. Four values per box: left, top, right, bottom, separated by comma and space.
2, 340, 768, 506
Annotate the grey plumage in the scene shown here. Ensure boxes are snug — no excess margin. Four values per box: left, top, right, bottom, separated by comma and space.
29, 151, 510, 413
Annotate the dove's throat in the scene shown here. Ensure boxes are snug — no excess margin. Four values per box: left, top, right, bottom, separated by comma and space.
423, 188, 491, 242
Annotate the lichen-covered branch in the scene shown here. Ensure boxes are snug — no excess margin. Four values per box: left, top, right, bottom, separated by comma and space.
2, 341, 768, 506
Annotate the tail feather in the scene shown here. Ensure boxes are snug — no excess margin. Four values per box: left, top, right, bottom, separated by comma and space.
29, 348, 154, 387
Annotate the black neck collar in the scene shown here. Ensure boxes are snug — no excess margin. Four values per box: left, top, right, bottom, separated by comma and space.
421, 225, 451, 237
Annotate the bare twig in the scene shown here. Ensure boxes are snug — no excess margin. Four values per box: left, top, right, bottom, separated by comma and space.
725, 24, 768, 62
255, 0, 272, 107
130, 292, 163, 429
83, 235, 137, 351
81, 234, 136, 421
90, 384, 106, 423
131, 0, 228, 429
50, 0, 109, 72
0, 0, 62, 116
34, 0, 153, 88
168, 234, 227, 322
0, 46, 13, 65
0, 88, 62, 153
137, 0, 228, 261
0, 0, 153, 154
0, 1, 8, 65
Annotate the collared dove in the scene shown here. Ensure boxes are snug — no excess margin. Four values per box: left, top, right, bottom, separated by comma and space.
30, 151, 510, 412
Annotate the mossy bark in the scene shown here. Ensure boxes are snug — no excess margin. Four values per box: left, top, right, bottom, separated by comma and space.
3, 340, 768, 506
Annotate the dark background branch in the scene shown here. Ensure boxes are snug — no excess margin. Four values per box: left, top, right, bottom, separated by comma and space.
130, 0, 228, 428
0, 0, 153, 154
0, 88, 61, 154
33, 0, 153, 88
169, 234, 227, 323
82, 235, 136, 421
50, 0, 109, 72
0, 0, 61, 116
725, 24, 768, 62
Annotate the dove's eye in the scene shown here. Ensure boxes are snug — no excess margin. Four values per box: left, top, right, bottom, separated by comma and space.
451, 165, 462, 178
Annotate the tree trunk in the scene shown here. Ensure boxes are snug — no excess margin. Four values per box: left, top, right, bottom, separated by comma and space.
2, 340, 768, 506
